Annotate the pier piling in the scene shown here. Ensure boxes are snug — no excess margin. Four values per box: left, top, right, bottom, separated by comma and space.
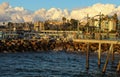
111, 44, 114, 63
98, 43, 101, 67
102, 44, 113, 73
86, 43, 89, 69
117, 61, 120, 72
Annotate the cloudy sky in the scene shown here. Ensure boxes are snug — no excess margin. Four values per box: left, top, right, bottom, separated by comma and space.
0, 0, 120, 22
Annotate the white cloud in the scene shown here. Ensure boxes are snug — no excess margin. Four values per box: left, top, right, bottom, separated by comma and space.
0, 2, 120, 23
11, 14, 24, 22
0, 2, 9, 10
23, 15, 33, 22
14, 7, 24, 11
33, 8, 47, 21
0, 14, 11, 22
0, 2, 11, 22
70, 3, 117, 20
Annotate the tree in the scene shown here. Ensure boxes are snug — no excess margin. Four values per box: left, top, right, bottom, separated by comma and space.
8, 22, 13, 31
113, 13, 118, 20
62, 17, 66, 24
113, 13, 118, 30
70, 19, 78, 30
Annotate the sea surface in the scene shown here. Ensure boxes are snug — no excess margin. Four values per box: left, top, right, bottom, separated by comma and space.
0, 51, 119, 77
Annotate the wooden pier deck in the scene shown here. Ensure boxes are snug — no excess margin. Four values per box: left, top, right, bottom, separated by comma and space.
73, 39, 120, 44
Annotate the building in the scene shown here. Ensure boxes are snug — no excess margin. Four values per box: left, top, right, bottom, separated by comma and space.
34, 21, 44, 32
7, 22, 34, 32
88, 14, 118, 32
44, 20, 63, 30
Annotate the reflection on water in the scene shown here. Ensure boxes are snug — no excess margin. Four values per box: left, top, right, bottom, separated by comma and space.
0, 51, 119, 77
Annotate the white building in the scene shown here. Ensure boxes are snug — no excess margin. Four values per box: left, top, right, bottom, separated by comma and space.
88, 14, 118, 32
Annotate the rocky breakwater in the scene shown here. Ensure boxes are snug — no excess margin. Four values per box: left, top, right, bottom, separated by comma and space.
0, 39, 120, 54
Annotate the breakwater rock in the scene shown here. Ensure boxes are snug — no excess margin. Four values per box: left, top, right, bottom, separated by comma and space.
0, 39, 120, 54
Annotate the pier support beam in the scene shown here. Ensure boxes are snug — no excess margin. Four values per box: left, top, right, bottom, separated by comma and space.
98, 43, 101, 67
117, 61, 120, 72
102, 44, 113, 73
86, 43, 89, 69
111, 44, 114, 63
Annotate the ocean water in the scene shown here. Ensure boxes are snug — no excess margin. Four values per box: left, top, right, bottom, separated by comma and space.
0, 51, 119, 77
